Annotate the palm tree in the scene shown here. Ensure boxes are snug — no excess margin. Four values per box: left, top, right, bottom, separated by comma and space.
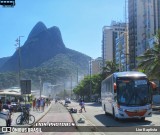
102, 61, 119, 78
137, 30, 160, 80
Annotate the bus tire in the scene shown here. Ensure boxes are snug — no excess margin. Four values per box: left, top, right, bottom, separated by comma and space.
113, 108, 118, 121
140, 117, 145, 121
104, 105, 107, 115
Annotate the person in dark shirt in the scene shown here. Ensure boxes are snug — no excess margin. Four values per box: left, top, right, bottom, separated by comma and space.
0, 98, 2, 111
32, 98, 36, 111
79, 100, 86, 113
6, 101, 12, 127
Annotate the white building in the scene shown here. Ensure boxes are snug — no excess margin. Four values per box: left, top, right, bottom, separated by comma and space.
91, 57, 103, 75
102, 21, 126, 67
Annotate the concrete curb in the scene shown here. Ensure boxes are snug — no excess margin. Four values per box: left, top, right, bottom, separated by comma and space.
65, 103, 99, 132
66, 106, 78, 130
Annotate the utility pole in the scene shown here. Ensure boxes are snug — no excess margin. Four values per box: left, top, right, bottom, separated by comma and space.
39, 76, 42, 98
77, 68, 79, 84
89, 57, 92, 101
71, 76, 72, 99
15, 36, 24, 93
64, 80, 65, 100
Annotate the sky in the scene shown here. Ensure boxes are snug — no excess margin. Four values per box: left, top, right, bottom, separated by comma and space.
0, 0, 125, 59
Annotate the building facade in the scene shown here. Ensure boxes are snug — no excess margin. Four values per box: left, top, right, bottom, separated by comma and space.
128, 0, 160, 70
102, 21, 126, 68
91, 57, 103, 75
115, 32, 129, 71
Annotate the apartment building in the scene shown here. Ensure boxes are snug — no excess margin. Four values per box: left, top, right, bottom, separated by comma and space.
91, 57, 103, 75
128, 0, 160, 70
115, 32, 129, 71
102, 21, 126, 67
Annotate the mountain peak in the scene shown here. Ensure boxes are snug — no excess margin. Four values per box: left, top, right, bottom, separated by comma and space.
0, 21, 89, 72
28, 21, 47, 39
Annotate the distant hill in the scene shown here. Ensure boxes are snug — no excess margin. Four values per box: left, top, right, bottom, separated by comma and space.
0, 22, 90, 89
0, 57, 10, 68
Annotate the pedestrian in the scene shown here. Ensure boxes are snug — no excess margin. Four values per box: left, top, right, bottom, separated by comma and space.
43, 98, 45, 111
36, 98, 40, 111
79, 100, 86, 113
40, 98, 44, 112
0, 98, 2, 111
48, 99, 51, 106
32, 98, 36, 111
46, 98, 48, 107
6, 101, 12, 127
55, 99, 58, 104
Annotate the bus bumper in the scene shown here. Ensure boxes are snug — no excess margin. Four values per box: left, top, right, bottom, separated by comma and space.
116, 108, 152, 119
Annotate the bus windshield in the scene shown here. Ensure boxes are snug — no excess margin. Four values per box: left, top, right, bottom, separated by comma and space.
117, 78, 151, 106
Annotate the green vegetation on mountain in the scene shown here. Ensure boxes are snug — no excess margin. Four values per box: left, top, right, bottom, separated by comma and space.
0, 53, 88, 89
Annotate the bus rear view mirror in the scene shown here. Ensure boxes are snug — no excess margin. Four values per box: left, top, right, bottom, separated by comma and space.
149, 81, 157, 90
114, 83, 117, 93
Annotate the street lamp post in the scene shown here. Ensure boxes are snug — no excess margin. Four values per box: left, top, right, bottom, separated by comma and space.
125, 53, 130, 71
119, 51, 130, 71
77, 68, 79, 84
64, 80, 66, 100
119, 51, 122, 72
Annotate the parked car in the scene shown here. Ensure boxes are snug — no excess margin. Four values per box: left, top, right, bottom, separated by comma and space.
65, 98, 71, 104
2, 104, 15, 112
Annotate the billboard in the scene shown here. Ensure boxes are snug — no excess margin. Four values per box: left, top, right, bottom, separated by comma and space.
20, 80, 31, 94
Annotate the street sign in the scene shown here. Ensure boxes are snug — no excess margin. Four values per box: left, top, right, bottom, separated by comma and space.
20, 80, 31, 94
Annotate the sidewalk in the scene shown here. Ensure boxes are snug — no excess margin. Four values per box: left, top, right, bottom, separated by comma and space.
0, 102, 52, 127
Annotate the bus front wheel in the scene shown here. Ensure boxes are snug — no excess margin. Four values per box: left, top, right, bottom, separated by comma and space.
140, 117, 145, 121
113, 108, 118, 121
104, 105, 108, 115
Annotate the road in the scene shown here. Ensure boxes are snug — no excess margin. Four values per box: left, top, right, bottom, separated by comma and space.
73, 102, 160, 127
2, 101, 160, 135
67, 100, 160, 135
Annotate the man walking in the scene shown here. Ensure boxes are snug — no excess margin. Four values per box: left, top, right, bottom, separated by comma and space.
79, 100, 86, 113
40, 98, 45, 112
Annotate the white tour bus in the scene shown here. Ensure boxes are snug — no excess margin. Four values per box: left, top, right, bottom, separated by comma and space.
101, 71, 155, 121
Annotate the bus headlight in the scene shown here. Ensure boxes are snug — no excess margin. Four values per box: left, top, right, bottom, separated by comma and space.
118, 108, 125, 112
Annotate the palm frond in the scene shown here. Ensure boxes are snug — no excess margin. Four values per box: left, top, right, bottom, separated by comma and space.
137, 29, 160, 80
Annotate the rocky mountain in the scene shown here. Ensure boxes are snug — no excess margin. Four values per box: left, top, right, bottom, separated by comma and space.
0, 22, 90, 73
0, 57, 10, 68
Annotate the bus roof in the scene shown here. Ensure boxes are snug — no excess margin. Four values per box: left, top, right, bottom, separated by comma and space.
113, 71, 147, 78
